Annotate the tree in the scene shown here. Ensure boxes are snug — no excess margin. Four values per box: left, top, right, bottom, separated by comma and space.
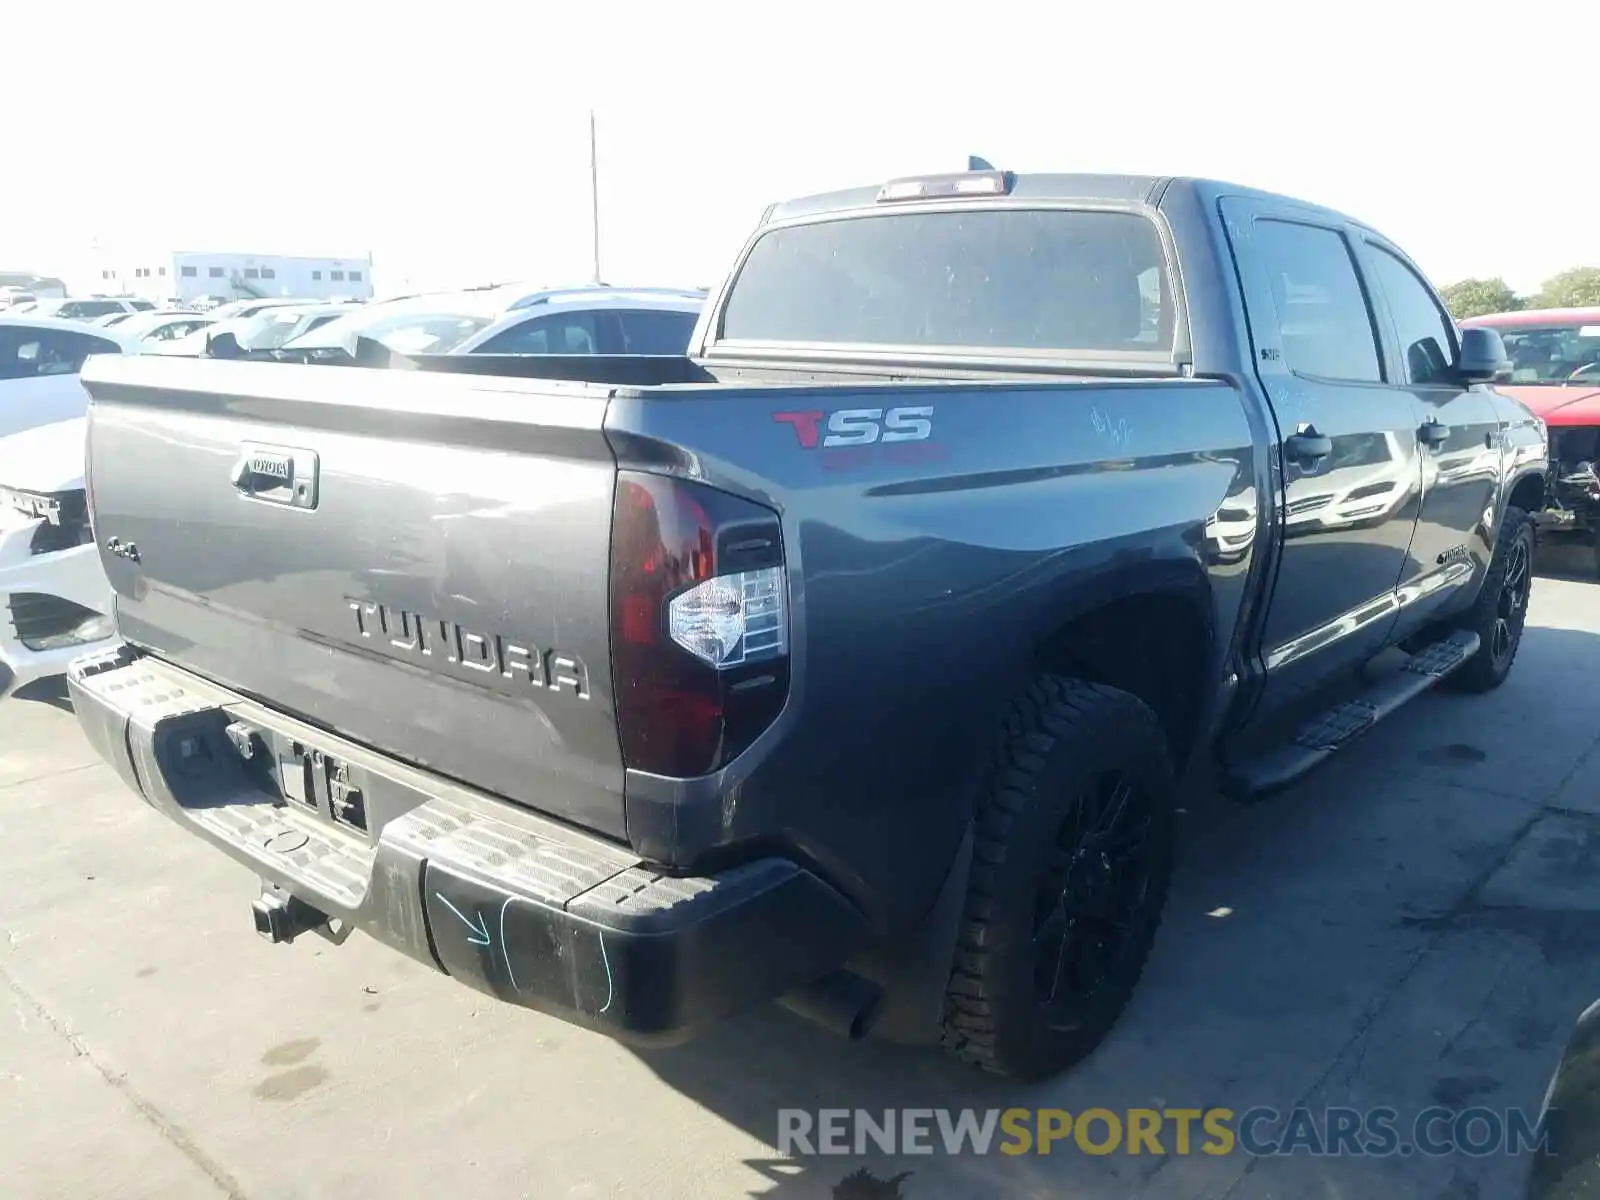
1533, 267, 1600, 311
1438, 277, 1521, 320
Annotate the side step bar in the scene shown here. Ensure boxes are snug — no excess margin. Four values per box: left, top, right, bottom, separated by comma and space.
1223, 631, 1480, 802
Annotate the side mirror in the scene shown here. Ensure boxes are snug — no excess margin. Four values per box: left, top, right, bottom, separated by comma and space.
1458, 326, 1511, 384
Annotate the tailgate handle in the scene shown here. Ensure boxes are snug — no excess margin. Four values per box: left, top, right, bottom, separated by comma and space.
230, 443, 319, 510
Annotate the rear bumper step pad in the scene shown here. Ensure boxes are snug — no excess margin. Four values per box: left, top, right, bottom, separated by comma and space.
67, 647, 870, 1045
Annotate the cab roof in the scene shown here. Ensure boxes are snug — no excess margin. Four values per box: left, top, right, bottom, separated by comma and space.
762, 171, 1373, 234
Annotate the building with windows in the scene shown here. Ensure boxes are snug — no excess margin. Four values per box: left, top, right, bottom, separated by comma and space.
86, 251, 375, 304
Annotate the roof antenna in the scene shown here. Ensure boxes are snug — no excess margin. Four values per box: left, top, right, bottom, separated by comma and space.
968, 155, 996, 171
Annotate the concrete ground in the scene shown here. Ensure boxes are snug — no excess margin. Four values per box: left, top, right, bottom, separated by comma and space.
4, 567, 1600, 1200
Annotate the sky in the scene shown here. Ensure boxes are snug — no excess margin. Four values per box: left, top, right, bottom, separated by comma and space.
5, 1, 1594, 298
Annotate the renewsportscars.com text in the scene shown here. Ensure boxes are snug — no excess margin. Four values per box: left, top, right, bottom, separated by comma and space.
778, 1105, 1555, 1158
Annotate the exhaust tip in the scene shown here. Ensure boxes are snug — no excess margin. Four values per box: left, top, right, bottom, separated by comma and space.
846, 989, 884, 1042
779, 970, 884, 1042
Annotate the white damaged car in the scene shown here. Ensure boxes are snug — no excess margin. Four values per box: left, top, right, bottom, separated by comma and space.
0, 417, 118, 697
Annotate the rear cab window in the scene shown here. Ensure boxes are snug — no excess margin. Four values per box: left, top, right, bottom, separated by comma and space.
716, 208, 1176, 361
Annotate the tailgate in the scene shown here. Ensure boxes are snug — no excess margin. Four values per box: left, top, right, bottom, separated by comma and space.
79, 355, 626, 838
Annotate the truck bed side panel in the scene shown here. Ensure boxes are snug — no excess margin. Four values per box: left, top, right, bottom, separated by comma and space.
607, 377, 1260, 930
81, 357, 627, 839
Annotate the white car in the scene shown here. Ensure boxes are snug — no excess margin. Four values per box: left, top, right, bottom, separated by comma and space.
102, 310, 217, 346
152, 304, 352, 357
0, 317, 146, 696
451, 289, 704, 355
0, 417, 117, 697
279, 285, 704, 358
32, 296, 157, 322
0, 315, 137, 440
206, 296, 336, 321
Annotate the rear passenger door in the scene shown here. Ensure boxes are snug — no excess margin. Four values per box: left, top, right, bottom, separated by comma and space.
1354, 237, 1503, 637
1221, 198, 1425, 706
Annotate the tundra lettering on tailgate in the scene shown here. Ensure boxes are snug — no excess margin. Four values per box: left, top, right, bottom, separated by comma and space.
344, 598, 589, 698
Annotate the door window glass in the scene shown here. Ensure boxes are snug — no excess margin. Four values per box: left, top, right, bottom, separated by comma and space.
1365, 245, 1457, 385
476, 312, 602, 355
614, 310, 697, 354
0, 327, 119, 378
1254, 220, 1383, 383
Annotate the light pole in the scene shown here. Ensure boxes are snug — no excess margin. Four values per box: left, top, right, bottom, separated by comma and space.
590, 110, 602, 285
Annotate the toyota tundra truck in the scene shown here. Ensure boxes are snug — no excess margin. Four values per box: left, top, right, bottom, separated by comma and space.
68, 169, 1547, 1081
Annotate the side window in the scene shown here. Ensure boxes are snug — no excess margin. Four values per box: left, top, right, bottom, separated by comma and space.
615, 310, 698, 354
38, 330, 121, 374
475, 312, 602, 355
64, 300, 120, 319
1363, 246, 1456, 386
1253, 220, 1383, 384
0, 328, 116, 378
0, 328, 39, 380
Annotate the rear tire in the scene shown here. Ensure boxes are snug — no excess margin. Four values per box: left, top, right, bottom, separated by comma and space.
940, 677, 1176, 1081
1442, 506, 1536, 694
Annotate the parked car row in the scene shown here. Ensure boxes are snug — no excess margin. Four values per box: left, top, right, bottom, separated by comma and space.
0, 278, 710, 699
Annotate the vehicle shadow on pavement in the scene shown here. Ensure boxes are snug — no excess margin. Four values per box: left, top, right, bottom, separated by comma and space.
11, 676, 72, 711
631, 610, 1600, 1200
1535, 537, 1597, 582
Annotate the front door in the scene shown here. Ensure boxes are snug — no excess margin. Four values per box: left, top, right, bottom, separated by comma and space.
1354, 236, 1504, 639
1221, 199, 1425, 707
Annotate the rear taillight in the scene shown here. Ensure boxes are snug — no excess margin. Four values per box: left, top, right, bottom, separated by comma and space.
610, 471, 789, 778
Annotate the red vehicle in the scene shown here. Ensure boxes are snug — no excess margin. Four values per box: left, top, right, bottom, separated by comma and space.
1462, 306, 1600, 571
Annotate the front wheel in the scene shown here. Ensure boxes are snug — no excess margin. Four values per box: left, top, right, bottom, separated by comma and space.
940, 677, 1176, 1081
1442, 506, 1536, 694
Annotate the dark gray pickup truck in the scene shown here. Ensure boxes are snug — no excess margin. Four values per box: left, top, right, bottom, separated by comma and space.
71, 169, 1547, 1081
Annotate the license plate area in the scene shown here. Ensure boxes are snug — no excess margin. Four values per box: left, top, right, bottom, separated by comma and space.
274, 741, 368, 833
217, 716, 370, 835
